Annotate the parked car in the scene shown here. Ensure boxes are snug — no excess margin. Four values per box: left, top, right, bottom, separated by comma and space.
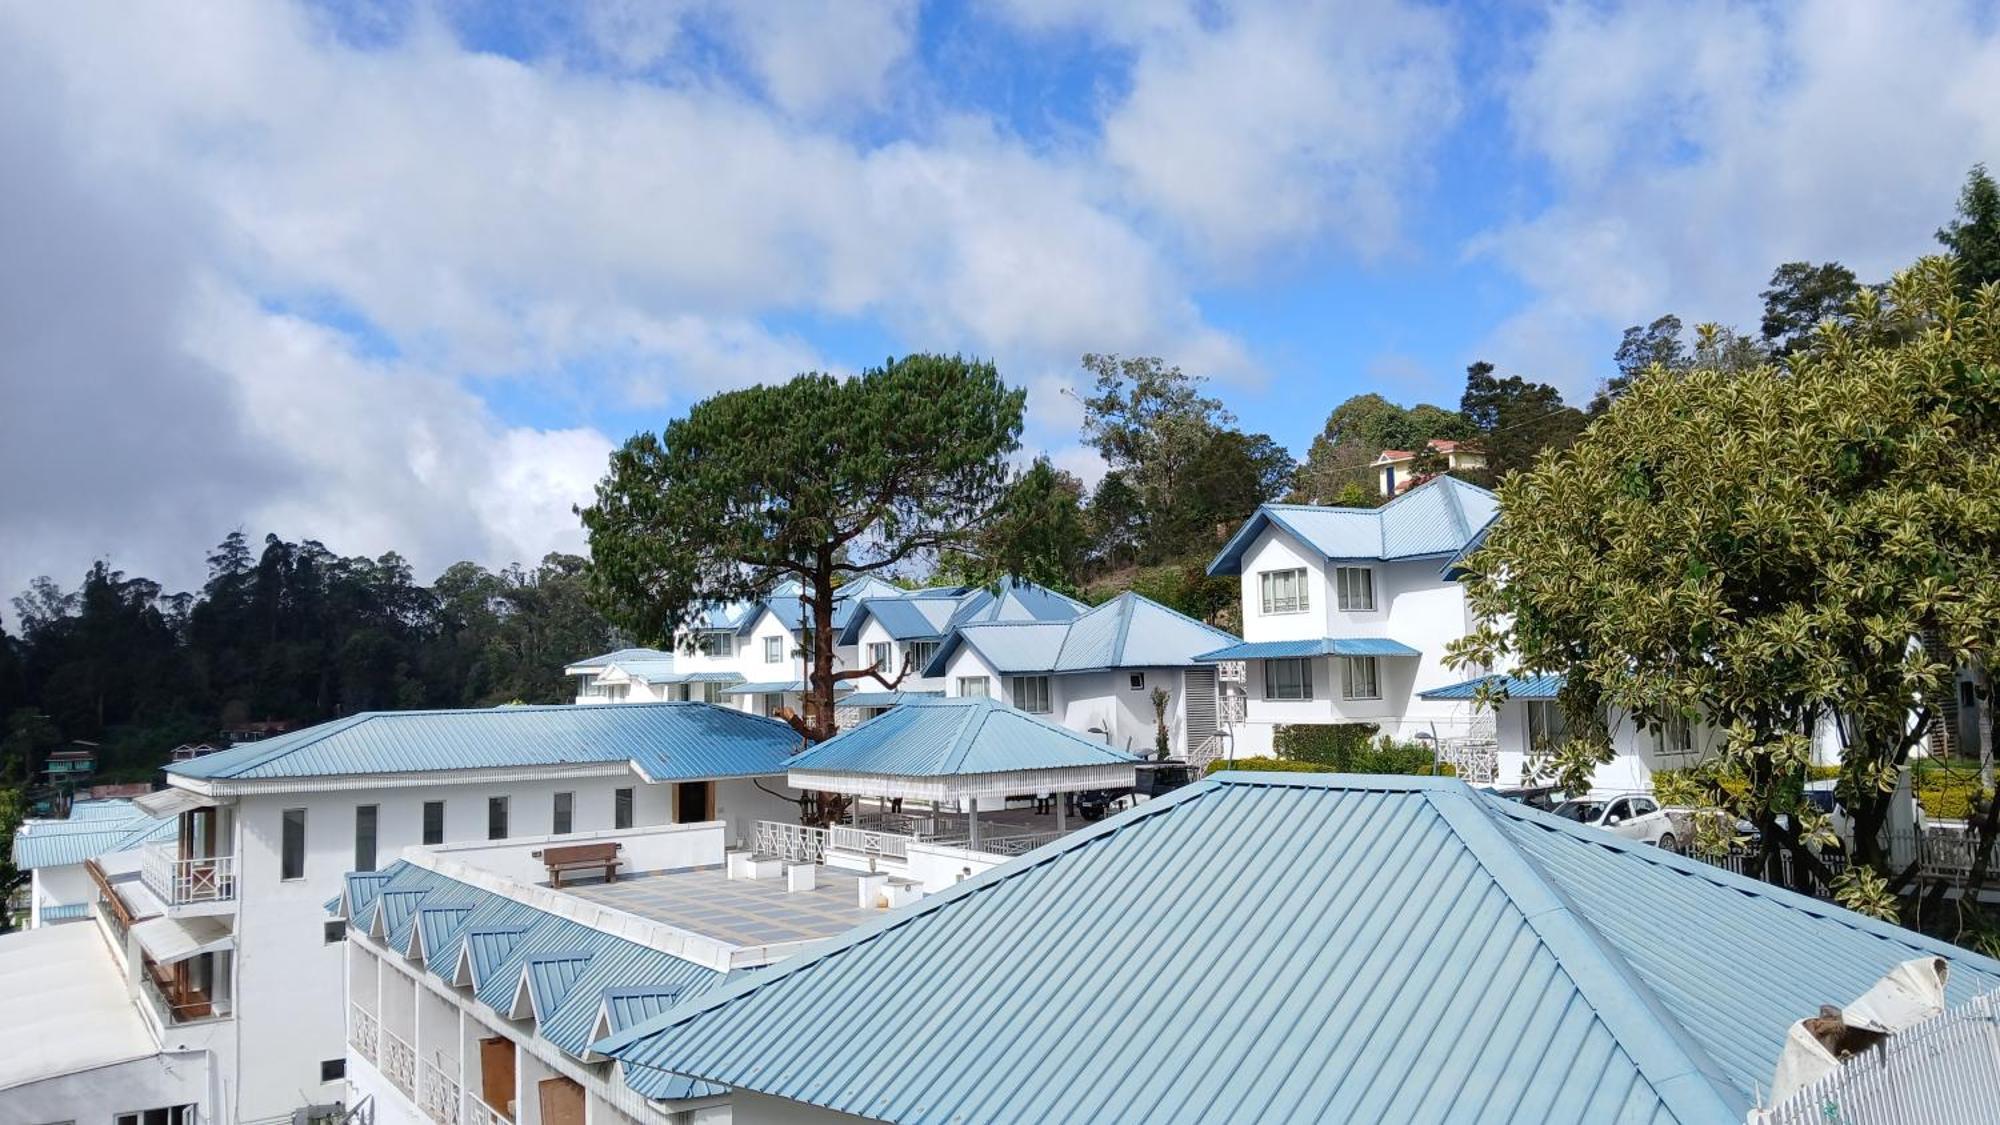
1484, 784, 1565, 813
1075, 761, 1196, 821
1552, 794, 1678, 849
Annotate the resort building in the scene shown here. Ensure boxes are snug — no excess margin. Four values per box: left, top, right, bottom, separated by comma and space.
594, 771, 2000, 1124
11, 797, 175, 928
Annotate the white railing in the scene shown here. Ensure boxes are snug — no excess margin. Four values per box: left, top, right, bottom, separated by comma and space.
829, 825, 912, 861
929, 827, 1066, 856
754, 821, 828, 864
462, 1090, 510, 1125
419, 1058, 462, 1125
1756, 989, 2000, 1124
380, 1026, 417, 1098
140, 843, 238, 907
349, 1003, 380, 1064
1186, 732, 1229, 776
1439, 738, 1500, 784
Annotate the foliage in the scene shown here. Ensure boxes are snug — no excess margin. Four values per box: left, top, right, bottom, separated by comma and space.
1204, 748, 1452, 777
1206, 756, 1340, 775
1453, 257, 2000, 889
1274, 722, 1381, 766
1831, 866, 1902, 923
1292, 393, 1470, 503
1938, 164, 2000, 294
583, 354, 1025, 741
1150, 686, 1171, 760
0, 785, 20, 932
1759, 261, 1862, 356
940, 457, 1090, 594
1459, 361, 1587, 480
2, 539, 611, 782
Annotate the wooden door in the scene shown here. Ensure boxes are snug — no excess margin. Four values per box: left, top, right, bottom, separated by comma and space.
537, 1076, 586, 1125
479, 1036, 516, 1118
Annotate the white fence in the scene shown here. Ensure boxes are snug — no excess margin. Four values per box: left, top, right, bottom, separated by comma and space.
419, 1058, 462, 1125
380, 1026, 417, 1099
140, 844, 238, 907
349, 1003, 379, 1064
1756, 990, 2000, 1125
754, 821, 827, 864
829, 825, 911, 861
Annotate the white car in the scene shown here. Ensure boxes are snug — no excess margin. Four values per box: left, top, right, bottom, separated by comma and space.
1551, 794, 1678, 849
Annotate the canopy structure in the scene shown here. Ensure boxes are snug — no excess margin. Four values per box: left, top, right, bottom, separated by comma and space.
131, 914, 234, 966
788, 697, 1137, 845
132, 786, 217, 819
1194, 637, 1422, 661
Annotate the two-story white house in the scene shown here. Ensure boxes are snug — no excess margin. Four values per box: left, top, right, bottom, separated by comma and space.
0, 702, 806, 1125
1200, 476, 1499, 760
838, 578, 1088, 706
924, 592, 1241, 760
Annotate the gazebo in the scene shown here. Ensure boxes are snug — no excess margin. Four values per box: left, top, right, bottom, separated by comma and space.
786, 696, 1138, 848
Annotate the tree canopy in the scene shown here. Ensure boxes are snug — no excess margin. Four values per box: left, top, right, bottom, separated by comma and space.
1452, 257, 2000, 923
581, 354, 1026, 741
1939, 164, 2000, 294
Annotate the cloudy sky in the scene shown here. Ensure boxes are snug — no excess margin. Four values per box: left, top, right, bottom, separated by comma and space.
3, 0, 1998, 607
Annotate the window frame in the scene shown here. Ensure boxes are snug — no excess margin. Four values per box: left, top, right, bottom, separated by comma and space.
1258, 568, 1309, 615
763, 636, 784, 664
867, 641, 892, 673
1334, 566, 1376, 612
614, 787, 634, 830
1341, 656, 1381, 700
907, 640, 939, 674
1011, 675, 1053, 714
353, 804, 378, 873
552, 791, 574, 835
422, 800, 445, 846
957, 676, 990, 698
1263, 658, 1313, 701
697, 631, 731, 657
280, 807, 307, 882
487, 796, 510, 841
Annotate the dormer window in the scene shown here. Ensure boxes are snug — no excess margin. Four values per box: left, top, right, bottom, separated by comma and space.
1259, 568, 1308, 615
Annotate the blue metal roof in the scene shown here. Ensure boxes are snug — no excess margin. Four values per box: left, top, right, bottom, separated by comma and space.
164, 701, 801, 783
836, 597, 958, 644
597, 773, 2000, 1125
720, 680, 855, 696
837, 579, 1089, 645
1193, 637, 1422, 661
11, 800, 175, 870
840, 691, 942, 709
787, 697, 1136, 777
343, 861, 727, 1101
925, 593, 1241, 676
602, 986, 689, 1034
565, 647, 675, 670
1420, 672, 1567, 701
38, 903, 90, 922
1209, 475, 1500, 576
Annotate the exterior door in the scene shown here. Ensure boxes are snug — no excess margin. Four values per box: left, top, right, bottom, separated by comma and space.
1183, 668, 1218, 752
675, 781, 715, 824
479, 1036, 515, 1118
538, 1076, 586, 1125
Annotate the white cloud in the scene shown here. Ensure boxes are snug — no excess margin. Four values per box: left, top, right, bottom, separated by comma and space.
1474, 0, 2000, 395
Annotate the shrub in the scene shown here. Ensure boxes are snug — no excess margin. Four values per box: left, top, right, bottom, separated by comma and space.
1273, 723, 1380, 767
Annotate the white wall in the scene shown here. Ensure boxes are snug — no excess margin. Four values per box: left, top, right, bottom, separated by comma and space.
1237, 527, 1330, 643
30, 862, 94, 926
940, 647, 1002, 700
734, 1090, 885, 1124
853, 617, 942, 692
0, 1051, 211, 1124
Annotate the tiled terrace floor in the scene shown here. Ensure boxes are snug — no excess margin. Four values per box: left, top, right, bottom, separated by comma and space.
559, 864, 876, 948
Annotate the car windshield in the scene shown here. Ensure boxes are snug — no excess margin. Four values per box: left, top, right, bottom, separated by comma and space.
1552, 800, 1605, 823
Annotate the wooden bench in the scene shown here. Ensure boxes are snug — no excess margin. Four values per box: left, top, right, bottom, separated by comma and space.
532, 842, 623, 888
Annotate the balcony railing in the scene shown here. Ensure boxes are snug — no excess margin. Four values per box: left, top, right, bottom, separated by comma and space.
138, 965, 227, 1027
463, 1090, 511, 1125
754, 821, 828, 864
829, 824, 911, 861
141, 844, 238, 908
419, 1058, 463, 1125
381, 1026, 417, 1099
349, 1003, 380, 1064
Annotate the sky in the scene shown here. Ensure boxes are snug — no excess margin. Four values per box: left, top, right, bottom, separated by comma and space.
3, 0, 1999, 609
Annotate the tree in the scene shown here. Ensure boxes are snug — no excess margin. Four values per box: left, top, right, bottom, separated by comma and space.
1452, 257, 2000, 919
1084, 471, 1145, 571
1078, 354, 1251, 561
581, 355, 1026, 742
1458, 361, 1587, 480
1154, 429, 1295, 551
1938, 163, 2000, 294
941, 458, 1091, 594
1293, 392, 1470, 504
1592, 315, 1690, 411
1760, 261, 1862, 356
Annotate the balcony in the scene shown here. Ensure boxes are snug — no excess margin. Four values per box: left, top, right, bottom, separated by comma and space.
419, 1059, 463, 1125
350, 1002, 380, 1064
462, 1091, 510, 1125
381, 1026, 418, 1100
141, 844, 238, 909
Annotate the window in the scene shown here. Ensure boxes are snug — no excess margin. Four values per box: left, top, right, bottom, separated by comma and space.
907, 641, 939, 674
1129, 672, 1146, 690
957, 676, 990, 698
422, 800, 445, 846
1259, 568, 1308, 614
1264, 658, 1312, 700
1656, 717, 1695, 759
281, 808, 307, 881
1630, 797, 1659, 816
1526, 701, 1569, 754
323, 920, 346, 944
764, 636, 784, 663
487, 796, 509, 841
353, 805, 378, 873
614, 787, 634, 830
675, 781, 713, 823
1334, 566, 1375, 612
1341, 656, 1380, 700
701, 681, 727, 704
698, 632, 731, 657
553, 792, 574, 835
321, 1058, 347, 1082
867, 642, 892, 673
116, 1107, 197, 1125
1011, 675, 1052, 714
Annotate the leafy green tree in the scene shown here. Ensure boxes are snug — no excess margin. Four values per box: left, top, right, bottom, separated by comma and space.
581, 355, 1026, 741
1293, 392, 1470, 503
1458, 361, 1587, 479
939, 458, 1091, 594
1083, 471, 1145, 571
1938, 163, 2000, 294
1760, 261, 1862, 356
1154, 428, 1295, 550
1453, 258, 2000, 913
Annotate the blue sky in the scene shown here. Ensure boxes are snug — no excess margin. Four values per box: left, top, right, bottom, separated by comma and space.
3, 0, 1997, 601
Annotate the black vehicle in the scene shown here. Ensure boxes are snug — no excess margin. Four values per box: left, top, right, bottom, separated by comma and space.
1074, 761, 1196, 820
1486, 784, 1565, 813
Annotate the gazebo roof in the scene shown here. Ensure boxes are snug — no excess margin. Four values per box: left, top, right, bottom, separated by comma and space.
787, 697, 1137, 800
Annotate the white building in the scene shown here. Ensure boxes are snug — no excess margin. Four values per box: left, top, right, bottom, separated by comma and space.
11, 797, 175, 928
0, 702, 805, 1125
1202, 476, 1499, 761
925, 592, 1240, 761
838, 578, 1088, 704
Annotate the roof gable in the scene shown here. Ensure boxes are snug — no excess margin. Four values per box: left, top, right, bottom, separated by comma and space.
1209, 475, 1500, 576
929, 593, 1239, 676
597, 774, 2000, 1125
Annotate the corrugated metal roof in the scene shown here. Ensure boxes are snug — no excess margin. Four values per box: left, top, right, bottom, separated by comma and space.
1420, 672, 1567, 701
603, 986, 689, 1033
597, 773, 2000, 1125
720, 680, 855, 696
837, 597, 959, 644
1209, 475, 1500, 575
566, 647, 676, 671
164, 702, 800, 783
1193, 637, 1423, 661
926, 593, 1241, 676
841, 691, 942, 709
344, 861, 727, 1101
787, 697, 1136, 777
839, 580, 1090, 645
12, 801, 175, 871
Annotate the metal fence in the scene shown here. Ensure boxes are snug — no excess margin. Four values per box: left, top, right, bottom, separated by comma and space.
1755, 990, 2000, 1125
1671, 829, 2000, 901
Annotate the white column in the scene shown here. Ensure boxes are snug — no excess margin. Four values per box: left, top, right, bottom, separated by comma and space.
968, 797, 981, 849
1056, 794, 1066, 834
